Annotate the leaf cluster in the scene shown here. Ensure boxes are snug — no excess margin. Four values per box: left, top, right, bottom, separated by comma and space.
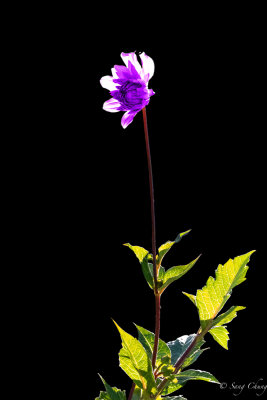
96, 230, 254, 399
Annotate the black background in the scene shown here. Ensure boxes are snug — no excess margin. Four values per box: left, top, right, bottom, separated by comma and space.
14, 8, 266, 400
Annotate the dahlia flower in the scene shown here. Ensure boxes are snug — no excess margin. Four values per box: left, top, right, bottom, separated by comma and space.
100, 51, 155, 128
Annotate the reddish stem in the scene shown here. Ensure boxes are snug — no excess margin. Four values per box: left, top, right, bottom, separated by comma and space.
142, 107, 158, 294
152, 293, 161, 369
142, 107, 160, 370
127, 382, 135, 400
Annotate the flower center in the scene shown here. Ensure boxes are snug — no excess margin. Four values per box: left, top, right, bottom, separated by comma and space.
119, 81, 149, 110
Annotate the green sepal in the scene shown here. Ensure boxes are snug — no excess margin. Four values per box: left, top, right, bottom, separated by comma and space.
96, 375, 126, 400
159, 255, 201, 294
113, 321, 156, 393
162, 369, 219, 395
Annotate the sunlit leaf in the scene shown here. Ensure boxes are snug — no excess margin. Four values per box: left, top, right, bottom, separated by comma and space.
209, 326, 229, 350
124, 244, 153, 289
157, 230, 191, 266
212, 305, 246, 327
196, 251, 255, 330
159, 256, 200, 294
135, 324, 171, 367
162, 369, 219, 395
182, 292, 197, 306
97, 376, 126, 400
113, 321, 156, 392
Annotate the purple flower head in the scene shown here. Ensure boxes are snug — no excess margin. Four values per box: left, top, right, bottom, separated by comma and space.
100, 51, 155, 128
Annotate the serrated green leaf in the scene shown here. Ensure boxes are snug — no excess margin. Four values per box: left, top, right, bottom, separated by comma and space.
159, 256, 200, 294
162, 369, 219, 395
113, 321, 156, 392
196, 251, 255, 330
167, 334, 196, 365
157, 230, 191, 266
182, 292, 197, 306
135, 324, 171, 368
209, 326, 229, 349
212, 305, 246, 327
98, 376, 126, 400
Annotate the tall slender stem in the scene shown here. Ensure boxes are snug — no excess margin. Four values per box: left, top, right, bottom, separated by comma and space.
142, 107, 160, 370
142, 107, 157, 292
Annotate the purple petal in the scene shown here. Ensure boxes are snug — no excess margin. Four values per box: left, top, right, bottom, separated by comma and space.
114, 65, 133, 80
121, 52, 142, 75
127, 61, 142, 79
121, 110, 138, 129
103, 98, 121, 113
111, 68, 119, 79
139, 52, 155, 82
100, 75, 117, 91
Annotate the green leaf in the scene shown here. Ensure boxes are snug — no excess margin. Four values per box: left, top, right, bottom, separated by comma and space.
97, 376, 126, 400
135, 324, 171, 367
209, 326, 229, 350
162, 369, 219, 395
157, 230, 191, 266
131, 387, 142, 400
142, 261, 154, 289
124, 244, 154, 289
96, 392, 110, 400
113, 321, 156, 392
196, 251, 255, 330
182, 292, 197, 306
159, 256, 201, 294
212, 305, 246, 327
167, 334, 196, 365
123, 244, 149, 263
182, 339, 207, 369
